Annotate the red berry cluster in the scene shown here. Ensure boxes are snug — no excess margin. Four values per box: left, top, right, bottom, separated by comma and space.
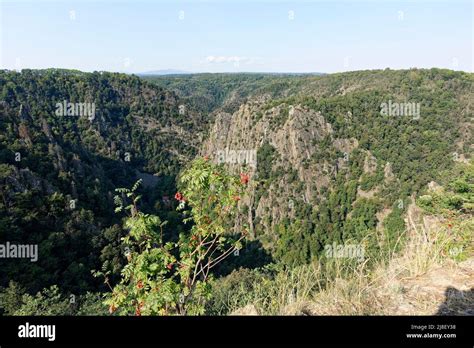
174, 192, 186, 202
240, 173, 249, 185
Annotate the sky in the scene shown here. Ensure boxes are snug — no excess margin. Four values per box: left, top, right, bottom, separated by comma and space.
0, 0, 472, 74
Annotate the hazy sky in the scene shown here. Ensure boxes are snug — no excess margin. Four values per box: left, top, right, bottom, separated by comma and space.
0, 0, 472, 73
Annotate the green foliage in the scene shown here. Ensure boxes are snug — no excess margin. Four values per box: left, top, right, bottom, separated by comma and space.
0, 69, 190, 294
274, 219, 318, 266
205, 267, 273, 315
0, 281, 105, 316
417, 161, 474, 260
98, 158, 248, 315
256, 142, 276, 180
382, 207, 406, 255
417, 162, 474, 215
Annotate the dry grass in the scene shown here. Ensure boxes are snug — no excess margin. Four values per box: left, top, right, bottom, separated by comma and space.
226, 202, 473, 316
301, 205, 473, 316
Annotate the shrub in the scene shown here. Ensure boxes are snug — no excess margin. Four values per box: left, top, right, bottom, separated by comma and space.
95, 158, 249, 315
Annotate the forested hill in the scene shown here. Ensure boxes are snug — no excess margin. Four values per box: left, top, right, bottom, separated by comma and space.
0, 69, 205, 293
0, 68, 472, 299
143, 73, 312, 115
149, 68, 473, 265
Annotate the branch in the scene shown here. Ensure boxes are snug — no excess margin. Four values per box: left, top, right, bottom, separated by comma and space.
188, 233, 212, 258
195, 234, 245, 280
208, 234, 245, 270
189, 234, 219, 288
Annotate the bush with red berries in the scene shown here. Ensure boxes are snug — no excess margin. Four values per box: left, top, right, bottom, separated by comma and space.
95, 157, 248, 315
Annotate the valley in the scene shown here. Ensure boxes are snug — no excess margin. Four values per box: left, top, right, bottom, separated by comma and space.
0, 68, 472, 315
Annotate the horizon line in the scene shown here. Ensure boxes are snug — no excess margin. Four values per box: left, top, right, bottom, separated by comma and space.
3, 67, 474, 75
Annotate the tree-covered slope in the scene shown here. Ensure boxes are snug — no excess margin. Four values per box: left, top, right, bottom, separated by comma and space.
200, 68, 473, 265
0, 69, 204, 293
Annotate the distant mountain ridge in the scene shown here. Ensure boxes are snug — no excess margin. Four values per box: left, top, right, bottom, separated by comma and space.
139, 70, 326, 76
138, 69, 192, 76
